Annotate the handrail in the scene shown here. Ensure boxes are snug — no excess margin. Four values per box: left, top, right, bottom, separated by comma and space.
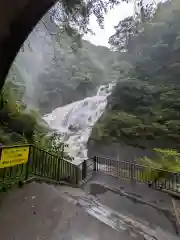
0, 144, 31, 149
94, 156, 180, 175
0, 144, 180, 193
94, 156, 180, 193
0, 145, 82, 191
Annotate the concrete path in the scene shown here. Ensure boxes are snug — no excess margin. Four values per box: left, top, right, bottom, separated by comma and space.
84, 171, 174, 210
0, 181, 179, 240
172, 198, 180, 234
0, 182, 148, 240
57, 185, 179, 240
82, 172, 179, 235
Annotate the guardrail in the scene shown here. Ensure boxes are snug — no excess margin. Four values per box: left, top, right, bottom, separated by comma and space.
0, 145, 82, 191
0, 145, 180, 194
93, 156, 180, 193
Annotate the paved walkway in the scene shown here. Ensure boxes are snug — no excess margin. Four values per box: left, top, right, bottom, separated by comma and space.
84, 172, 174, 210
0, 182, 148, 240
82, 172, 180, 235
172, 198, 180, 233
175, 200, 180, 223
57, 185, 179, 240
0, 180, 179, 240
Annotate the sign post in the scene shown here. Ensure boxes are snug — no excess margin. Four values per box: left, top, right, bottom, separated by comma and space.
0, 146, 29, 168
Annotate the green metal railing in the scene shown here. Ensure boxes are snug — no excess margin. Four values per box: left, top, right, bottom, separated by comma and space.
0, 144, 180, 194
93, 156, 180, 193
0, 145, 29, 190
29, 145, 82, 184
0, 145, 83, 191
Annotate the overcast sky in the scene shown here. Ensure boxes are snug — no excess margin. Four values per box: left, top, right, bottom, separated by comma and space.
84, 0, 163, 47
84, 2, 134, 46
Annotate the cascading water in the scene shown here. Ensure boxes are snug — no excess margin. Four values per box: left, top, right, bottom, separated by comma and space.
11, 10, 115, 164
43, 82, 115, 164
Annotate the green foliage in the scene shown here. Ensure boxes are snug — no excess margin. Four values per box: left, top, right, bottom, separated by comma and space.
0, 0, 143, 93
143, 148, 180, 169
0, 81, 72, 161
141, 148, 180, 181
92, 0, 180, 149
36, 29, 118, 114
0, 82, 48, 144
34, 132, 73, 161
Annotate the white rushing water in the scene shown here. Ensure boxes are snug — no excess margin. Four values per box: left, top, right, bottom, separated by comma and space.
43, 82, 115, 164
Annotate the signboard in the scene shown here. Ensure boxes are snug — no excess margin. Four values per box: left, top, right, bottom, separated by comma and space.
0, 146, 29, 168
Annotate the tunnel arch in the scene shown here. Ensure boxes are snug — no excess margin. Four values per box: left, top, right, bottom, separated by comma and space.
0, 0, 58, 91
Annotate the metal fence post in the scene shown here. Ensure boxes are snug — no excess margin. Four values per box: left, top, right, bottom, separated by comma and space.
25, 145, 31, 181
130, 163, 134, 180
93, 156, 97, 171
82, 160, 87, 180
75, 166, 79, 185
57, 157, 61, 181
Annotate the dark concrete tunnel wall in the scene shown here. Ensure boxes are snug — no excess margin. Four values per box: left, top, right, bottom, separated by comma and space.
0, 0, 58, 91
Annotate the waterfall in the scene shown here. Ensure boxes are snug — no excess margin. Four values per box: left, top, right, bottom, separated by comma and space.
11, 11, 116, 163
43, 82, 116, 164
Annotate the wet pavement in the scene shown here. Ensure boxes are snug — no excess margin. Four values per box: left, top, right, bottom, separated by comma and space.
82, 172, 178, 234
87, 185, 176, 234
84, 171, 174, 210
57, 185, 179, 240
0, 179, 179, 240
172, 198, 180, 233
0, 182, 147, 240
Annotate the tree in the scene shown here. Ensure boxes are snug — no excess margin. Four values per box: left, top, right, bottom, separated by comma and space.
0, 81, 50, 144
109, 1, 156, 50
92, 0, 180, 150
109, 16, 137, 51
34, 132, 73, 161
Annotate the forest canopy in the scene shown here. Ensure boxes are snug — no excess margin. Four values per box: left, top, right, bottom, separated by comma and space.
91, 0, 180, 150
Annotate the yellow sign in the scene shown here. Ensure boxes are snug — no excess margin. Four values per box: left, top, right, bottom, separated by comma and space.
0, 146, 29, 168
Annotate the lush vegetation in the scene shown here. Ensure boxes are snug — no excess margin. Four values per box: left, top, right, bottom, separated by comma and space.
0, 5, 120, 159
1, 0, 130, 91
36, 30, 117, 114
13, 11, 119, 115
2, 0, 180, 176
0, 79, 73, 160
142, 148, 180, 172
0, 81, 42, 144
30, 13, 120, 114
141, 148, 180, 183
91, 0, 180, 152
